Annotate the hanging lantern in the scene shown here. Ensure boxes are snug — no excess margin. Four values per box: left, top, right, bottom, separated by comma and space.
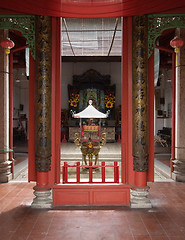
0, 38, 15, 66
170, 36, 184, 66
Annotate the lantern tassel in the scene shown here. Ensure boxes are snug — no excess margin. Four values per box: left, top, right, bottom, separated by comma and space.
175, 47, 179, 66
5, 48, 10, 67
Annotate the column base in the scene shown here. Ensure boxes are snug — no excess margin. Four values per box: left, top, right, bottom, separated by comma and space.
0, 160, 12, 183
172, 172, 185, 182
172, 159, 185, 182
31, 189, 53, 209
0, 173, 12, 183
130, 186, 152, 208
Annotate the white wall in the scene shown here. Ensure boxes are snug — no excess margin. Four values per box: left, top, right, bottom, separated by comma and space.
13, 62, 121, 127
61, 62, 121, 109
154, 69, 172, 136
13, 68, 29, 129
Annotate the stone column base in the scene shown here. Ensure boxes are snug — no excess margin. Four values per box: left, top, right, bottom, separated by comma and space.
0, 160, 12, 183
130, 186, 152, 208
31, 189, 52, 209
172, 159, 185, 182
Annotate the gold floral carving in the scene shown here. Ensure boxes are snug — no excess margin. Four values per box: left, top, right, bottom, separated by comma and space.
132, 15, 149, 172
35, 16, 52, 172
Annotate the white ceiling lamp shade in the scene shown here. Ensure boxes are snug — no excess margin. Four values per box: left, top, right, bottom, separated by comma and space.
72, 100, 109, 119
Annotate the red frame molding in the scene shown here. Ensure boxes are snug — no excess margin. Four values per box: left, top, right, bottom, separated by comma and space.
53, 184, 130, 206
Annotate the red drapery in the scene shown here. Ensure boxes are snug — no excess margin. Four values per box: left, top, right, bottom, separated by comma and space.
0, 0, 185, 18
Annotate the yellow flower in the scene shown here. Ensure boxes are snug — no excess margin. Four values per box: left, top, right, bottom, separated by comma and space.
69, 97, 78, 107
105, 101, 114, 108
104, 94, 115, 108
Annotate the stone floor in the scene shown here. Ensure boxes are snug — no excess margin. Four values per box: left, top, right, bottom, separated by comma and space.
1, 181, 185, 239
2, 143, 183, 240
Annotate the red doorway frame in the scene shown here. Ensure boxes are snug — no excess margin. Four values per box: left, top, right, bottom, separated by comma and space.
53, 16, 132, 206
26, 16, 155, 206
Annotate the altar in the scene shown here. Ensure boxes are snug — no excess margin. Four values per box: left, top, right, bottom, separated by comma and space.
67, 69, 117, 142
70, 100, 108, 165
68, 126, 115, 142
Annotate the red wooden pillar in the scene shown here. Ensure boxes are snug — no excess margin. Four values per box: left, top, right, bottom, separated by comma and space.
30, 16, 61, 208
131, 15, 151, 208
31, 16, 53, 208
49, 17, 61, 185
122, 16, 134, 185
135, 171, 147, 187
28, 53, 36, 181
54, 17, 61, 184
148, 52, 155, 182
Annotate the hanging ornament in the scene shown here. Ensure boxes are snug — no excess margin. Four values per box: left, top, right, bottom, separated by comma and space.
0, 38, 15, 66
170, 36, 184, 66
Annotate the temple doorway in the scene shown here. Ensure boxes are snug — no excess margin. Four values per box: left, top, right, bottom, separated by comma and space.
153, 29, 174, 181
60, 17, 122, 183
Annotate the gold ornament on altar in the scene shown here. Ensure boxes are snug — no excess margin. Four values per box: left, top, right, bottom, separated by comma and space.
68, 93, 79, 107
72, 100, 109, 165
74, 133, 106, 165
104, 93, 115, 108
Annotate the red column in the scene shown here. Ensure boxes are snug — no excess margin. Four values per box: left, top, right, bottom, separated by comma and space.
28, 53, 36, 181
130, 15, 151, 208
31, 16, 52, 208
121, 17, 128, 184
122, 16, 134, 185
135, 171, 147, 187
35, 172, 50, 189
49, 17, 61, 185
54, 17, 61, 184
148, 52, 155, 182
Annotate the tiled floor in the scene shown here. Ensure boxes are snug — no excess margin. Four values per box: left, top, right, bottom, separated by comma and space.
0, 182, 185, 239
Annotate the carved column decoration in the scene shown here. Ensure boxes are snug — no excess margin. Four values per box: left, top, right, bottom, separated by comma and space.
35, 16, 52, 172
132, 15, 148, 172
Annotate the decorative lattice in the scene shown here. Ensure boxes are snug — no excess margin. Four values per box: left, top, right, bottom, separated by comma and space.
0, 15, 35, 59
148, 14, 185, 58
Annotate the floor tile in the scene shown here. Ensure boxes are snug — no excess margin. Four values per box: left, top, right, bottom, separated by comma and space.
0, 181, 185, 240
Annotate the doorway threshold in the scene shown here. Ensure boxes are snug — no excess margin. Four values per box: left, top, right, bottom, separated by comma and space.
53, 183, 130, 206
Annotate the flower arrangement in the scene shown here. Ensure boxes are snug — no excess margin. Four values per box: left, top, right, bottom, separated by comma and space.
68, 93, 79, 108
104, 93, 115, 108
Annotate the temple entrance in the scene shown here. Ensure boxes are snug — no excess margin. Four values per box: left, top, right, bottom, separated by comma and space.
52, 17, 133, 206
60, 18, 123, 184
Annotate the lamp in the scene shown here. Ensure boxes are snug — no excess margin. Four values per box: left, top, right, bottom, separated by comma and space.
170, 36, 184, 66
16, 76, 20, 83
0, 38, 15, 66
15, 69, 20, 83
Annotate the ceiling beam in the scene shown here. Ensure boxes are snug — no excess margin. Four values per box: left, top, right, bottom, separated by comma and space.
62, 56, 121, 62
63, 18, 75, 56
108, 18, 119, 56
